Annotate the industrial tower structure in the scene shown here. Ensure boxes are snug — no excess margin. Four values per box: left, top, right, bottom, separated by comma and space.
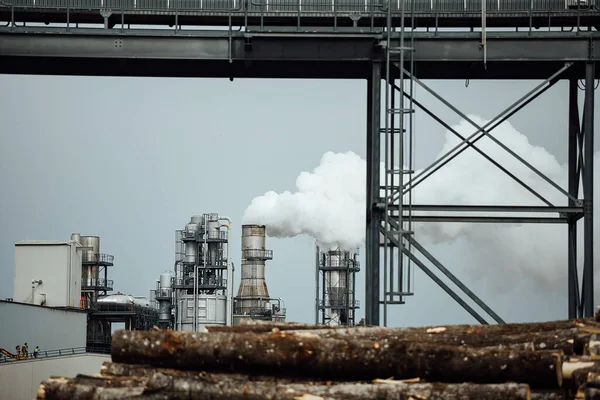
73, 234, 114, 310
1, 0, 597, 327
315, 246, 360, 326
172, 214, 233, 331
233, 224, 286, 325
68, 233, 158, 350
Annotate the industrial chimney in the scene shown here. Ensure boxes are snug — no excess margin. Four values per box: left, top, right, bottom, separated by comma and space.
233, 225, 285, 325
315, 246, 360, 326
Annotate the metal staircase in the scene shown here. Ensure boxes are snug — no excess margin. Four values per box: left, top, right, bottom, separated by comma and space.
381, 0, 417, 326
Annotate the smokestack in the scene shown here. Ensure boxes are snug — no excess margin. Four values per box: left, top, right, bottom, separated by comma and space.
234, 224, 287, 324
317, 247, 359, 326
235, 225, 272, 311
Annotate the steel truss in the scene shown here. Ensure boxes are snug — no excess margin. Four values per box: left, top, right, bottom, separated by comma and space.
366, 55, 596, 325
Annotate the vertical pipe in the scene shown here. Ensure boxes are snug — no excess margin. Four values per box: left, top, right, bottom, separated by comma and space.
315, 244, 320, 324
390, 80, 396, 306
568, 78, 580, 319
225, 225, 233, 326
583, 61, 595, 317
365, 75, 373, 326
345, 253, 350, 326
365, 61, 381, 326
352, 254, 357, 325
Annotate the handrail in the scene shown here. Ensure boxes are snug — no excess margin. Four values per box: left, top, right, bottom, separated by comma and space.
0, 346, 110, 364
0, 0, 597, 34
0, 0, 597, 15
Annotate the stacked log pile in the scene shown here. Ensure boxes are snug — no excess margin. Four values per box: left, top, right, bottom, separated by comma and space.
36, 314, 600, 400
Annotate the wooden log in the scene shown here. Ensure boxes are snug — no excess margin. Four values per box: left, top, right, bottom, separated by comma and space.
529, 391, 566, 400
587, 335, 600, 356
209, 318, 600, 336
568, 364, 600, 392
111, 329, 563, 389
563, 361, 597, 380
311, 327, 587, 355
221, 326, 587, 356
37, 376, 147, 400
101, 362, 320, 384
37, 371, 533, 400
149, 372, 532, 400
214, 323, 592, 356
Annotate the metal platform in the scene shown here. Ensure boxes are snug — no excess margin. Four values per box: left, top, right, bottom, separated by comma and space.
0, 0, 599, 28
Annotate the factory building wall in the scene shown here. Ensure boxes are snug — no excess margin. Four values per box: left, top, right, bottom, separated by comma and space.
0, 353, 110, 400
13, 242, 82, 308
0, 301, 86, 352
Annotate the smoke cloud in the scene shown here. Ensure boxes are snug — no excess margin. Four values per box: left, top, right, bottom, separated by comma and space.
242, 151, 366, 250
242, 115, 598, 292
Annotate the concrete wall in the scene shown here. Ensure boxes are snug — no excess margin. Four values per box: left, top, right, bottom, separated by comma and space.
0, 301, 86, 352
14, 242, 82, 308
0, 353, 110, 400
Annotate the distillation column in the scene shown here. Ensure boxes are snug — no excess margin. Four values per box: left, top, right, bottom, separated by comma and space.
316, 247, 360, 326
173, 214, 232, 331
233, 225, 286, 325
155, 270, 174, 329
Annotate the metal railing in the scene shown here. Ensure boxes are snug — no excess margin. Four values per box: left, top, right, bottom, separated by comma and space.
242, 249, 273, 260
0, 346, 110, 364
205, 230, 228, 241
173, 277, 227, 288
153, 288, 172, 299
180, 257, 228, 268
320, 259, 360, 270
0, 0, 597, 14
95, 302, 159, 317
82, 278, 114, 290
234, 306, 287, 317
82, 253, 114, 265
86, 332, 112, 344
319, 299, 360, 308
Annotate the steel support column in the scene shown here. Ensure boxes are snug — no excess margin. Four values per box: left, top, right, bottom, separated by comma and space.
365, 61, 381, 326
568, 78, 581, 319
582, 61, 595, 317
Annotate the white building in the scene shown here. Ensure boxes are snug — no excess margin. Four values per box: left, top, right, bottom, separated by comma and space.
13, 240, 82, 309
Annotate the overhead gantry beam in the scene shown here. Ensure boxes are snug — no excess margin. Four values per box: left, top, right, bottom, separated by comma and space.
0, 29, 598, 79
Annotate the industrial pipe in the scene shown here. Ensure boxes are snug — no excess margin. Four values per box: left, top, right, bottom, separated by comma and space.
218, 216, 233, 326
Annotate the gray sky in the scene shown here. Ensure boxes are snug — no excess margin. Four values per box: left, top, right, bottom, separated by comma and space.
0, 74, 597, 327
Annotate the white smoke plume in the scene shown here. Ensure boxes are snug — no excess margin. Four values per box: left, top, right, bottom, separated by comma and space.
242, 115, 598, 292
242, 151, 366, 250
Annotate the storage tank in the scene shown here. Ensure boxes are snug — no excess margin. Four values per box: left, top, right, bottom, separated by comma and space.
80, 236, 100, 263
183, 221, 199, 264
160, 271, 173, 289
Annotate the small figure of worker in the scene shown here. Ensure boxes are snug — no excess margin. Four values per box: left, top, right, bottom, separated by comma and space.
22, 343, 28, 357
33, 346, 39, 358
15, 345, 20, 355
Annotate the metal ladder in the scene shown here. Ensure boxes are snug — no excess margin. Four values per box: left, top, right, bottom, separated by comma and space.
381, 0, 416, 326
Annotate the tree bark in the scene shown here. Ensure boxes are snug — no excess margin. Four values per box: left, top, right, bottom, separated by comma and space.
312, 327, 588, 355
210, 318, 600, 335
529, 391, 566, 400
37, 376, 147, 400
39, 369, 532, 400
111, 329, 563, 389
211, 324, 592, 356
